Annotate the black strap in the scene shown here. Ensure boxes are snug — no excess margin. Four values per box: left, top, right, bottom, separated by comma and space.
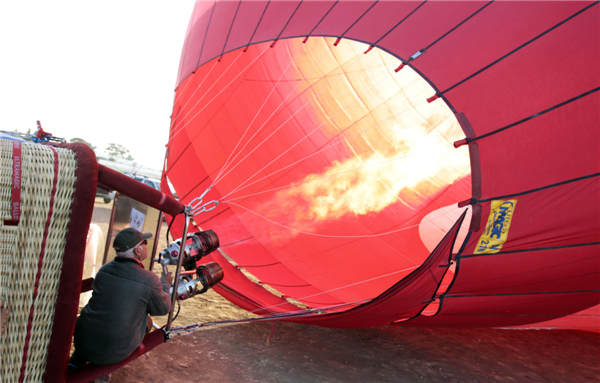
447, 289, 600, 299
274, 1, 304, 42
307, 1, 339, 37
468, 87, 600, 144
339, 1, 379, 38
246, 1, 271, 48
220, 1, 242, 59
373, 1, 427, 45
461, 242, 600, 259
197, 0, 218, 67
477, 172, 600, 203
423, 1, 494, 52
441, 2, 599, 95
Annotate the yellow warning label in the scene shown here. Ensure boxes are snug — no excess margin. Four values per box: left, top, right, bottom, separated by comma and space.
474, 199, 518, 254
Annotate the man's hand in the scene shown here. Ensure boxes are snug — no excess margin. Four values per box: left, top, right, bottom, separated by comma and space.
161, 271, 173, 286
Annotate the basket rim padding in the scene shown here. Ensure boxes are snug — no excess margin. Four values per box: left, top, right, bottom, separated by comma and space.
97, 165, 184, 217
42, 142, 98, 383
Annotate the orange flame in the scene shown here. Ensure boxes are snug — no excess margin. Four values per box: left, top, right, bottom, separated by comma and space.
246, 38, 470, 243
280, 124, 469, 223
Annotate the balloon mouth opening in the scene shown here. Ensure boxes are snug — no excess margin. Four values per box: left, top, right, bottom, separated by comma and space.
174, 36, 471, 306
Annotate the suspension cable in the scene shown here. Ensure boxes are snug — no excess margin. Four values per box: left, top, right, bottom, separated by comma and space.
220, 67, 392, 198
211, 50, 366, 189
224, 202, 461, 239
171, 203, 466, 336
169, 45, 270, 143
211, 43, 326, 186
167, 244, 457, 337
221, 92, 441, 201
170, 59, 219, 129
222, 145, 453, 203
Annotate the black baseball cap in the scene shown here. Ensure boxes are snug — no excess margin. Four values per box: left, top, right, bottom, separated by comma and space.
113, 227, 152, 252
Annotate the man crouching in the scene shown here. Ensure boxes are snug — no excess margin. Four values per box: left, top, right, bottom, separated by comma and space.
70, 227, 172, 372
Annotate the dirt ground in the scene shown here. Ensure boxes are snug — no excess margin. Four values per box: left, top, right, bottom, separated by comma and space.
90, 199, 600, 383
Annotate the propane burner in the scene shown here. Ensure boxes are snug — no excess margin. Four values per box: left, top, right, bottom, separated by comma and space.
157, 230, 224, 300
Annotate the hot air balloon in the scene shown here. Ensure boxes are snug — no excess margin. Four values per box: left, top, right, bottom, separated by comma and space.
1, 2, 598, 382
163, 0, 599, 331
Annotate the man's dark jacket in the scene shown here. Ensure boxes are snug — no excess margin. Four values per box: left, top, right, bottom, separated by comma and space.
74, 257, 171, 364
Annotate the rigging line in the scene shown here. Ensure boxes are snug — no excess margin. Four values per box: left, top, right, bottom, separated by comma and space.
169, 299, 373, 334
226, 263, 421, 320
223, 201, 461, 239
170, 50, 250, 137
467, 86, 600, 144
211, 42, 314, 186
220, 65, 391, 197
170, 60, 219, 129
422, 0, 494, 52
228, 299, 373, 322
440, 1, 599, 95
221, 94, 436, 200
195, 206, 232, 226
211, 51, 367, 188
171, 71, 194, 114
169, 51, 244, 141
169, 46, 270, 144
210, 48, 334, 187
204, 262, 423, 325
373, 0, 427, 46
222, 145, 452, 203
217, 51, 365, 174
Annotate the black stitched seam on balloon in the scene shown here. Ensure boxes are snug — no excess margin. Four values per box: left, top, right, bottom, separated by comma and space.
460, 242, 600, 259
440, 2, 599, 95
469, 87, 600, 143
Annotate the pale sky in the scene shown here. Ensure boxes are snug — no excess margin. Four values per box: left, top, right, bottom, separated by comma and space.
0, 1, 196, 170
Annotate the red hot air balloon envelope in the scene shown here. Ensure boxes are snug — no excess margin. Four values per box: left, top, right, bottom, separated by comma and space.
163, 1, 599, 331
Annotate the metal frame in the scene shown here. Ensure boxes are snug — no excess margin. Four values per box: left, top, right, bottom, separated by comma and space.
165, 213, 190, 331
102, 193, 119, 265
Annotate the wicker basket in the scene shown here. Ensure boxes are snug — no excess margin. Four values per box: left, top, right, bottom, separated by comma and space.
1, 140, 77, 383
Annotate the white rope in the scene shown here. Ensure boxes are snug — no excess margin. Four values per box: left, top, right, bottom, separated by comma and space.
210, 51, 367, 188
219, 73, 438, 201
169, 59, 219, 132
211, 43, 321, 186
220, 72, 391, 198
168, 201, 467, 334
169, 45, 270, 143
222, 145, 452, 203
224, 201, 461, 239
169, 52, 244, 142
169, 264, 422, 335
168, 299, 373, 336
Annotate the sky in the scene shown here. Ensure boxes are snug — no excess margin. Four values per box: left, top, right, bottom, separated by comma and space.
0, 1, 196, 170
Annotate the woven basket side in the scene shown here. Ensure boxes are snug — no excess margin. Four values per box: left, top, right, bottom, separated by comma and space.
0, 140, 76, 383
